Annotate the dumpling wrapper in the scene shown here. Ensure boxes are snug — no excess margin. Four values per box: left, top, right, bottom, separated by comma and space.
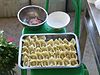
56, 58, 63, 66
41, 47, 48, 52
63, 57, 70, 66
54, 39, 60, 45
29, 45, 36, 53
35, 52, 43, 59
38, 36, 46, 40
63, 38, 69, 45
58, 38, 64, 44
49, 57, 56, 66
23, 55, 29, 66
22, 46, 29, 53
22, 51, 29, 58
35, 40, 41, 47
69, 43, 76, 52
53, 45, 59, 52
70, 58, 78, 66
32, 35, 38, 41
42, 59, 49, 66
30, 54, 37, 59
39, 39, 46, 47
54, 51, 60, 58
63, 44, 71, 51
47, 45, 55, 52
23, 61, 29, 67
36, 47, 42, 52
47, 39, 54, 46
29, 39, 36, 47
30, 59, 37, 66
70, 52, 77, 59
25, 36, 31, 41
70, 38, 76, 46
23, 39, 30, 46
64, 51, 71, 59
59, 51, 66, 59
37, 60, 42, 66
42, 51, 50, 59
58, 44, 66, 51
49, 52, 55, 58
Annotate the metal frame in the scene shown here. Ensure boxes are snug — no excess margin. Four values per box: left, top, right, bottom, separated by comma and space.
80, 1, 100, 74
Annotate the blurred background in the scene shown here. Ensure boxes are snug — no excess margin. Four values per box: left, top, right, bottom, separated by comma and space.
0, 0, 86, 17
0, 0, 99, 75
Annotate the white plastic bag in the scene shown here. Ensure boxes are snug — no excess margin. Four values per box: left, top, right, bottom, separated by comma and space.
87, 0, 96, 4
95, 0, 100, 9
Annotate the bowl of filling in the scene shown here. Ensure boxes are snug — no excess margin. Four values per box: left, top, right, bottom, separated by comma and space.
17, 5, 48, 27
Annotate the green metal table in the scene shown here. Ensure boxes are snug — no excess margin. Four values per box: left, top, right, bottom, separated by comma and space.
20, 0, 89, 75
22, 23, 66, 34
21, 24, 89, 75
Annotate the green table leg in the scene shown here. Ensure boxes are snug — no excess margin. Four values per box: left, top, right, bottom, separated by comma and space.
72, 0, 82, 37
45, 0, 49, 12
31, 70, 34, 75
82, 64, 89, 75
21, 69, 27, 75
21, 28, 27, 75
30, 64, 89, 75
65, 0, 68, 12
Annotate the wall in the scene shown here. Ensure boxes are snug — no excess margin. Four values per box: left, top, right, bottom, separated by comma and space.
31, 0, 86, 12
0, 0, 85, 17
67, 0, 86, 11
31, 0, 66, 13
0, 0, 29, 17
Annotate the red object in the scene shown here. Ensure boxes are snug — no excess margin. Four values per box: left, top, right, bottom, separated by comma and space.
7, 37, 15, 42
29, 17, 42, 25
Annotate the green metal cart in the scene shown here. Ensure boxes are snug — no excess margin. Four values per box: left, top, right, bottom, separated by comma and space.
21, 0, 89, 75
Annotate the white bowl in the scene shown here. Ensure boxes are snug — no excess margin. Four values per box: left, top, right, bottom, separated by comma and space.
47, 11, 70, 29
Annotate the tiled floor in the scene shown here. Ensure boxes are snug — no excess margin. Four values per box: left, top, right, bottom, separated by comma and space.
0, 13, 99, 75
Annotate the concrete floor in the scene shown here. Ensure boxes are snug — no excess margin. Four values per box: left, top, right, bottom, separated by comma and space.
0, 13, 99, 75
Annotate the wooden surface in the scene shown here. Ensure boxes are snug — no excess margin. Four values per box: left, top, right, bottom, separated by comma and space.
0, 0, 29, 17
